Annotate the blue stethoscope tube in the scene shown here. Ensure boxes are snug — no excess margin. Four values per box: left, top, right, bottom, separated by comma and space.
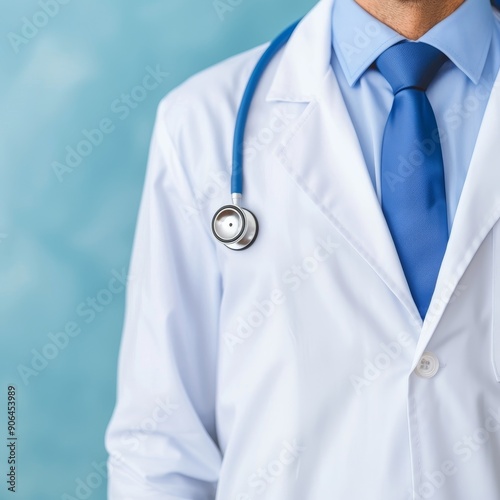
231, 18, 301, 196
212, 19, 301, 250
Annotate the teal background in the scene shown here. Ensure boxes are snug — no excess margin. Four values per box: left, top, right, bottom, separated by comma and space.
0, 0, 316, 498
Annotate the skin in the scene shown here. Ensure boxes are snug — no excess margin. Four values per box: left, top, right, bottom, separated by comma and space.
354, 0, 466, 39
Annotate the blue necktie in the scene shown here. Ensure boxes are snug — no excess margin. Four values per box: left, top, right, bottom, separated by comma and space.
377, 42, 449, 319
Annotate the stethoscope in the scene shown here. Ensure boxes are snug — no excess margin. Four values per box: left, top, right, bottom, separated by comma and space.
211, 20, 300, 250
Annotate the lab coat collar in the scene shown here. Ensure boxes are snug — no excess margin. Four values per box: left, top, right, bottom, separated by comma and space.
266, 0, 335, 103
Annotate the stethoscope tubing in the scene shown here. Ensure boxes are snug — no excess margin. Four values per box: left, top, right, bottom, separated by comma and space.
231, 19, 302, 197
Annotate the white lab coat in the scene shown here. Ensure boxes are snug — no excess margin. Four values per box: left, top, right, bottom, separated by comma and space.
105, 0, 500, 498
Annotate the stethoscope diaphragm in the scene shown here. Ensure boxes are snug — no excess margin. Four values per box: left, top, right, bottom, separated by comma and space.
212, 204, 258, 251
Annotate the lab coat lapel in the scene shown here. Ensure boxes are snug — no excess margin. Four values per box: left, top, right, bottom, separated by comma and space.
267, 0, 422, 323
273, 71, 421, 324
413, 76, 500, 366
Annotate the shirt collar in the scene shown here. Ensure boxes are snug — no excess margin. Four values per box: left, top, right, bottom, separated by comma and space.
332, 0, 495, 86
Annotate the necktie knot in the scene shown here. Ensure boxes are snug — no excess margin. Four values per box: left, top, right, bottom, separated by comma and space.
376, 41, 448, 95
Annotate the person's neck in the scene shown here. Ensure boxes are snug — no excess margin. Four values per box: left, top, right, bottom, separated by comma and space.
354, 0, 465, 40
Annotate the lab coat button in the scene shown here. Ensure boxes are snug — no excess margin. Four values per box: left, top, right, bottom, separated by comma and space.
415, 352, 440, 378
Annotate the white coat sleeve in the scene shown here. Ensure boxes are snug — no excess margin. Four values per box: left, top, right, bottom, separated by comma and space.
105, 97, 223, 500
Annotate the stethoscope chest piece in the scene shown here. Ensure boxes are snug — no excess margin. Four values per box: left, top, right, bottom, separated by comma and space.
212, 204, 258, 251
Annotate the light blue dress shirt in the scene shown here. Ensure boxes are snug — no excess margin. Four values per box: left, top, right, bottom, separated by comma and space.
331, 0, 500, 230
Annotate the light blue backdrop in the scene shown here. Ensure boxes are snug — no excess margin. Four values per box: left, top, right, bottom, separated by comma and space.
0, 0, 316, 498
